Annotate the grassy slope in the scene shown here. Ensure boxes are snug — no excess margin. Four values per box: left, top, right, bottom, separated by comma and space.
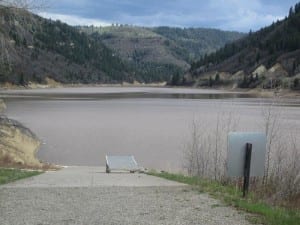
78, 26, 244, 82
148, 171, 300, 225
80, 26, 189, 67
0, 168, 42, 185
81, 26, 244, 65
152, 27, 244, 61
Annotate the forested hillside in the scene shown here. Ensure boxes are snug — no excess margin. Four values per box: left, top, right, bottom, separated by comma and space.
0, 7, 131, 85
152, 27, 243, 61
0, 6, 244, 85
189, 2, 300, 90
79, 26, 244, 83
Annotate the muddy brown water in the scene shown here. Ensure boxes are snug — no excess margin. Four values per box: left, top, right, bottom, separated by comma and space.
1, 87, 300, 171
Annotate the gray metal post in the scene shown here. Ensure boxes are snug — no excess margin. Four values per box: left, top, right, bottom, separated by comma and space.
243, 143, 252, 197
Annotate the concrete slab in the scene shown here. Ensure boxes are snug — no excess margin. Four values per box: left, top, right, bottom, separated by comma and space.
1, 166, 185, 188
0, 166, 253, 225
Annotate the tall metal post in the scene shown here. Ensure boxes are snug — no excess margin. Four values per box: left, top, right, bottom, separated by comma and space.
243, 143, 252, 197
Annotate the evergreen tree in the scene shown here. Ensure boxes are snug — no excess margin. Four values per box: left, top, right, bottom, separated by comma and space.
19, 73, 26, 86
209, 76, 213, 87
294, 78, 299, 89
171, 72, 180, 86
289, 6, 294, 17
215, 73, 220, 83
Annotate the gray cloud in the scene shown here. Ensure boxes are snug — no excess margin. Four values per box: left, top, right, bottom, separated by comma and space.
42, 0, 299, 31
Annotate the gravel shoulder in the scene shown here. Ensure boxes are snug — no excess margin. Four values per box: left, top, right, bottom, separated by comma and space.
0, 167, 253, 225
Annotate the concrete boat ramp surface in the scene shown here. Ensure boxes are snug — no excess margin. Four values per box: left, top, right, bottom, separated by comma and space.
0, 166, 252, 225
2, 166, 183, 188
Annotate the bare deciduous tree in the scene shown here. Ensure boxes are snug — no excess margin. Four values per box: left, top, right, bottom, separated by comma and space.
261, 97, 282, 184
259, 97, 300, 200
183, 119, 210, 177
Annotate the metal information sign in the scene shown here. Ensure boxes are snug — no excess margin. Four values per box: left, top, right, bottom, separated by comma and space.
105, 155, 139, 173
227, 132, 266, 177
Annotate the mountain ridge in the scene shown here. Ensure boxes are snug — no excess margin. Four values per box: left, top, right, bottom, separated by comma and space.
0, 7, 134, 85
189, 2, 300, 90
79, 25, 244, 82
0, 7, 244, 85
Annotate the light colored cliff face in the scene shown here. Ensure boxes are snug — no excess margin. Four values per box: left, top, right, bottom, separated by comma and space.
252, 65, 267, 76
0, 116, 42, 167
0, 99, 6, 112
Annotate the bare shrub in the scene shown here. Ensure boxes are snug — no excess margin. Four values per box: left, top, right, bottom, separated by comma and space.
184, 102, 239, 180
0, 153, 14, 165
282, 133, 300, 198
183, 118, 210, 177
268, 131, 300, 201
260, 97, 283, 184
184, 97, 300, 203
260, 97, 300, 201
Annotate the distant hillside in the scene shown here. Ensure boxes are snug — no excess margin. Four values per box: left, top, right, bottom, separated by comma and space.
82, 26, 187, 82
151, 27, 244, 61
79, 26, 244, 83
0, 7, 132, 85
189, 2, 300, 90
0, 7, 244, 85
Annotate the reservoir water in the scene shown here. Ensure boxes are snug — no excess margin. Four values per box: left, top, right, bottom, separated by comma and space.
1, 87, 300, 171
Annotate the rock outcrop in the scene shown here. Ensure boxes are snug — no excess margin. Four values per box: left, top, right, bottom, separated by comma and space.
0, 116, 42, 167
252, 65, 267, 76
0, 99, 6, 112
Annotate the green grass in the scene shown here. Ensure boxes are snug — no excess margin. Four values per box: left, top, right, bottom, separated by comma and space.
0, 168, 42, 185
147, 171, 300, 225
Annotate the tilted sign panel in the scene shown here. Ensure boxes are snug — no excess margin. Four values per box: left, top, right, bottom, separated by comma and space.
227, 132, 266, 177
106, 155, 139, 171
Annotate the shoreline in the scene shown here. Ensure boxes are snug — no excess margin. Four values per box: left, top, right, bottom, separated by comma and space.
1, 82, 299, 98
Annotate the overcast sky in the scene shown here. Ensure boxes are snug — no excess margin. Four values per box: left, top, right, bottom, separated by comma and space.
39, 0, 299, 32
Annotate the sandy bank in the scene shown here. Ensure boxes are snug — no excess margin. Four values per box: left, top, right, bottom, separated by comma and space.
0, 78, 167, 90
0, 116, 42, 168
245, 88, 300, 98
1, 79, 299, 98
0, 99, 6, 112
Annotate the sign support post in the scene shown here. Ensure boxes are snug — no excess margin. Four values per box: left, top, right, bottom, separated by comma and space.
227, 132, 266, 196
243, 143, 252, 197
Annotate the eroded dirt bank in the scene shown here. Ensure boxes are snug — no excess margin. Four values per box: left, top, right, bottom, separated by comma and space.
0, 116, 42, 167
0, 99, 46, 168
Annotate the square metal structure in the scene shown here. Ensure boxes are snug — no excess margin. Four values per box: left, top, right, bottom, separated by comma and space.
106, 155, 139, 173
227, 132, 266, 177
